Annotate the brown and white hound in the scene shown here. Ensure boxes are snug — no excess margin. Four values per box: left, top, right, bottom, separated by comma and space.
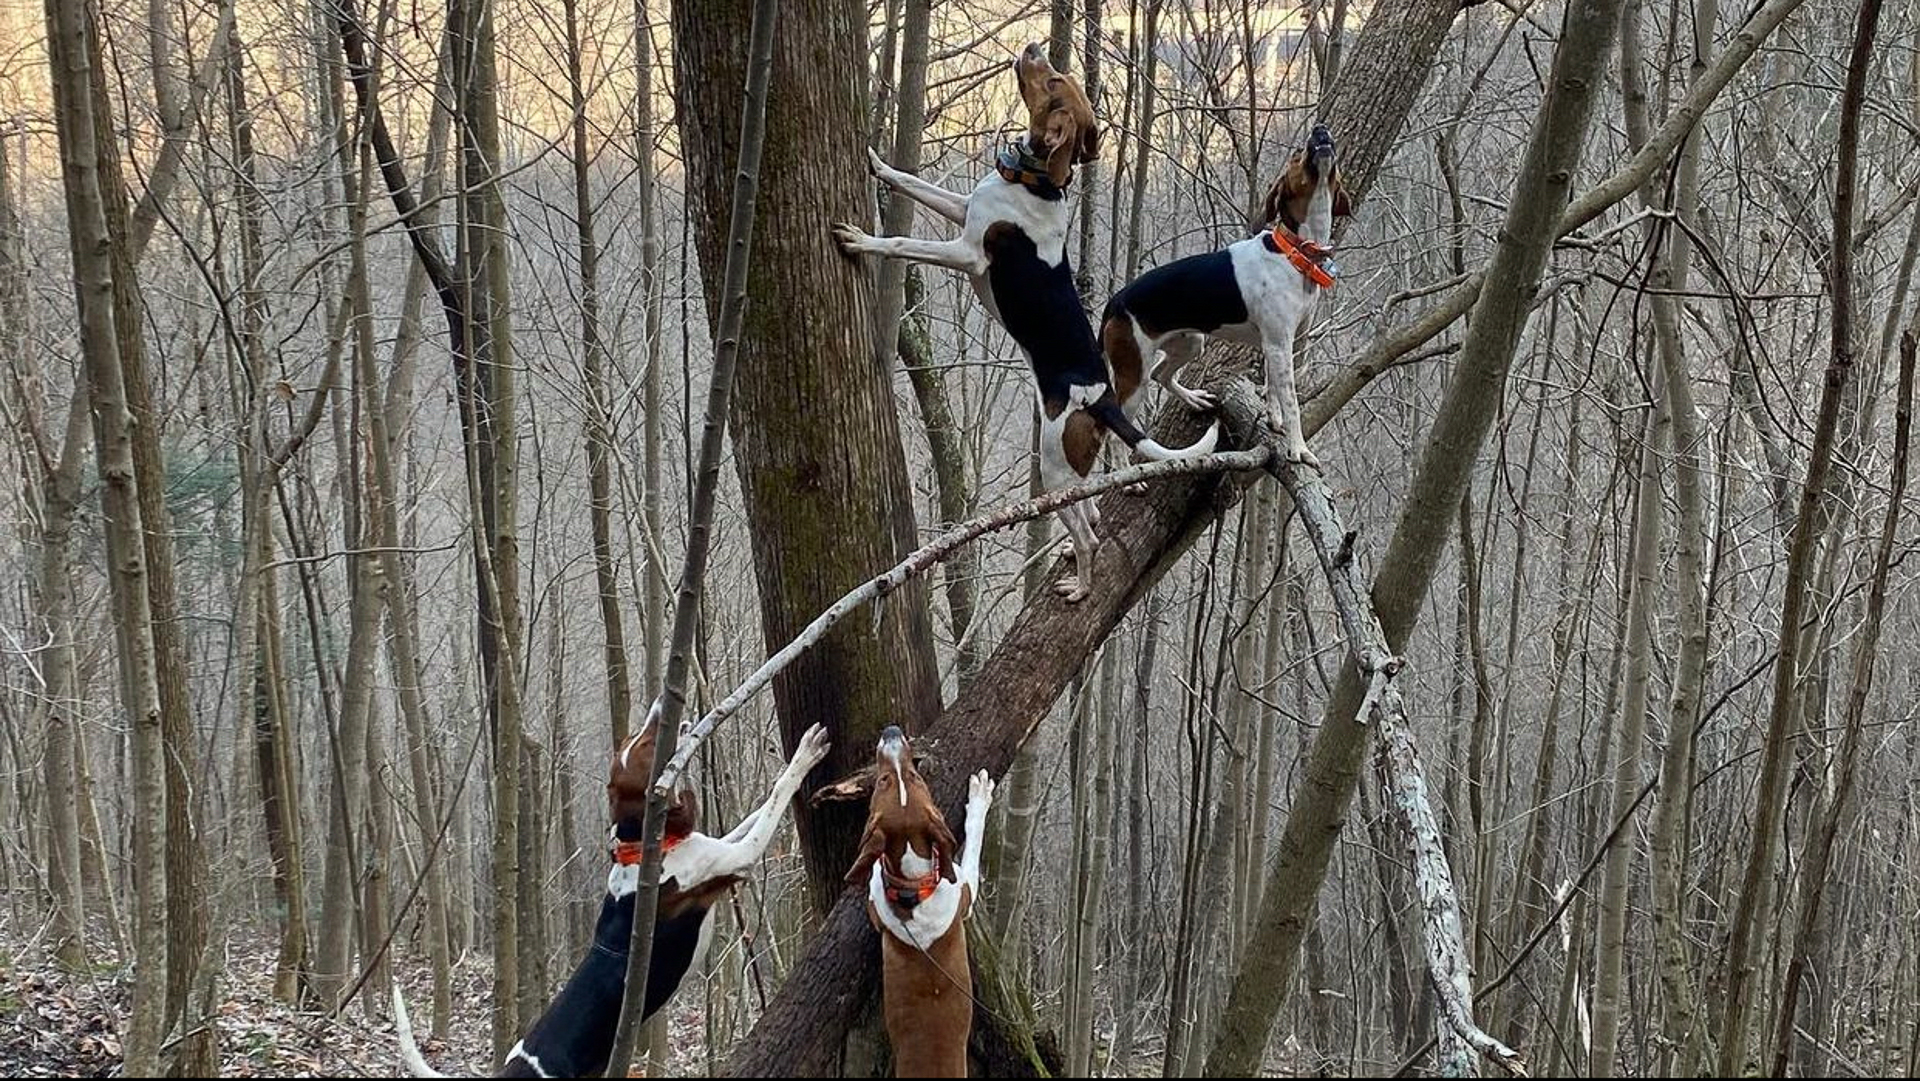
844, 726, 994, 1078
395, 704, 830, 1077
834, 43, 1219, 602
1099, 123, 1351, 467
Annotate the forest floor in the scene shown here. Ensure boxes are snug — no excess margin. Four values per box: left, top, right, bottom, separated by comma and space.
0, 920, 711, 1078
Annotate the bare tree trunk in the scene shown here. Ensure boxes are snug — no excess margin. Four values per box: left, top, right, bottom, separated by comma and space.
1112, 594, 1161, 1071
1591, 389, 1664, 1077
672, 0, 942, 912
567, 0, 635, 745
222, 21, 311, 1006
3, 125, 88, 973
1771, 327, 1913, 1074
43, 0, 168, 1068
1620, 0, 1715, 1066
77, 0, 210, 1064
448, 0, 529, 1052
1717, 3, 1882, 1069
634, 0, 668, 695
314, 23, 386, 1013
602, 2, 780, 1073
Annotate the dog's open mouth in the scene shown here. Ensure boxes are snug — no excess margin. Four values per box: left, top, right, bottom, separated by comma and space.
1308, 124, 1335, 165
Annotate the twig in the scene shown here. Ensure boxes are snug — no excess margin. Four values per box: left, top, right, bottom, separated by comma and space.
653, 447, 1272, 793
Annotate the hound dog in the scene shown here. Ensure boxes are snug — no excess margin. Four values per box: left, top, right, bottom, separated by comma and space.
1099, 123, 1351, 468
395, 705, 831, 1077
834, 42, 1220, 602
845, 726, 994, 1078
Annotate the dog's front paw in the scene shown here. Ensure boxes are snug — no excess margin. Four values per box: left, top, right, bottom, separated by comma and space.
831, 222, 873, 255
792, 723, 832, 773
969, 769, 995, 810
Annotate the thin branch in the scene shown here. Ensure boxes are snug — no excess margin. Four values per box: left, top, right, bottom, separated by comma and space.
655, 446, 1273, 792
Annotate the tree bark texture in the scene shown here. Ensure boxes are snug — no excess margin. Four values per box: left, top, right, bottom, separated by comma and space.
672, 0, 944, 911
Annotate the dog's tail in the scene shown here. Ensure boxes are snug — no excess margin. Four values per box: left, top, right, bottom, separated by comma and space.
394, 986, 453, 1078
1085, 397, 1220, 461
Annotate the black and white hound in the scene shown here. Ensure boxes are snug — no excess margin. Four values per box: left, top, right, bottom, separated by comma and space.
834, 43, 1220, 602
394, 708, 831, 1077
1100, 123, 1351, 468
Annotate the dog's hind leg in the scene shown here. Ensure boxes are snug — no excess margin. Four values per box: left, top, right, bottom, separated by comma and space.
1151, 331, 1216, 410
1040, 409, 1103, 602
1261, 331, 1319, 469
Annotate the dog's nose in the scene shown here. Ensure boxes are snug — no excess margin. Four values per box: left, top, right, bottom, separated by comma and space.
1309, 122, 1333, 150
879, 725, 905, 745
1022, 41, 1046, 62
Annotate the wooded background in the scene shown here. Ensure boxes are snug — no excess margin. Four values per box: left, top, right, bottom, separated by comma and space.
1, 0, 1917, 1076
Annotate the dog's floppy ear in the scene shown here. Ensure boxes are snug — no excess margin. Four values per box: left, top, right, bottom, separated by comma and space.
1259, 170, 1290, 230
1332, 174, 1354, 218
1044, 111, 1078, 188
931, 816, 960, 882
1077, 121, 1101, 164
844, 817, 885, 885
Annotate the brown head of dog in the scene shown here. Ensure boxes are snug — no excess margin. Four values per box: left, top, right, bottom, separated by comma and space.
846, 727, 957, 895
1260, 122, 1354, 231
1014, 41, 1101, 189
608, 699, 699, 847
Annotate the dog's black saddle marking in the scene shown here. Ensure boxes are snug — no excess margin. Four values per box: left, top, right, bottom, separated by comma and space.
982, 223, 1107, 410
1104, 249, 1249, 337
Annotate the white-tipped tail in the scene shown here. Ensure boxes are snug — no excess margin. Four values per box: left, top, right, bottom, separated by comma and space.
394, 986, 451, 1077
1134, 421, 1221, 461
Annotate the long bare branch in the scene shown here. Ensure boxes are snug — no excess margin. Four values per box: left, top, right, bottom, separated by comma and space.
654, 446, 1274, 793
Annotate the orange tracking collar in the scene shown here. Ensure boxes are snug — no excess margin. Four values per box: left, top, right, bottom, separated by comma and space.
612, 833, 686, 866
882, 848, 942, 907
1270, 226, 1336, 289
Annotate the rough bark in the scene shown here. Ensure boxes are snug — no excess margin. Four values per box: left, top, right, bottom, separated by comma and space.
672, 0, 943, 913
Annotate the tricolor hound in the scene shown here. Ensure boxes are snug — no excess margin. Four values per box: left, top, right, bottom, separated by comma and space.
845, 726, 994, 1078
395, 706, 831, 1077
834, 42, 1219, 602
1099, 123, 1351, 468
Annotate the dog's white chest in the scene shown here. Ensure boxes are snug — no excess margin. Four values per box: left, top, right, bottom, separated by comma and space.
868, 862, 966, 948
967, 173, 1070, 268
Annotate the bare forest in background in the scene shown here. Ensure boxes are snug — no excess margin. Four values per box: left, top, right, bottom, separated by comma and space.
0, 0, 1917, 1076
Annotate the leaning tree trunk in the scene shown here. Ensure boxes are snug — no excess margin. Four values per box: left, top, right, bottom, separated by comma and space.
1206, 1, 1627, 1072
671, 0, 943, 912
43, 0, 168, 1070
